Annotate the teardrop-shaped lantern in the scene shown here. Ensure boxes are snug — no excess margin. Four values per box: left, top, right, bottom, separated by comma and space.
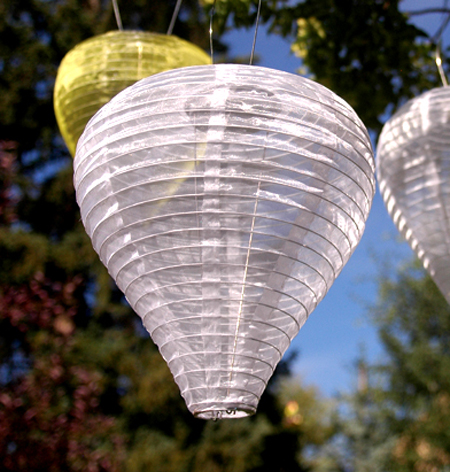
377, 86, 450, 303
74, 64, 375, 419
54, 31, 210, 156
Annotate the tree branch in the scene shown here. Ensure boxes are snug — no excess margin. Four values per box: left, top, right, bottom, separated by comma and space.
406, 8, 450, 16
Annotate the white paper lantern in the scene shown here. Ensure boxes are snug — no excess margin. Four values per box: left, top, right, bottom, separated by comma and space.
377, 86, 450, 303
74, 64, 375, 419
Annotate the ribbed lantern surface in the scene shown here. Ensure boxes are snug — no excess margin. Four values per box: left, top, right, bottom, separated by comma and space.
74, 64, 375, 419
377, 87, 450, 303
54, 31, 210, 156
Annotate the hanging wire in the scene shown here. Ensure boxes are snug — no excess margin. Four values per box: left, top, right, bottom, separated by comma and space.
431, 0, 450, 86
112, 0, 123, 30
249, 0, 263, 65
167, 0, 183, 35
209, 0, 217, 63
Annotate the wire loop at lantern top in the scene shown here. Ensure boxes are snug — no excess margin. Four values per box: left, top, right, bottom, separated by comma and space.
74, 64, 375, 419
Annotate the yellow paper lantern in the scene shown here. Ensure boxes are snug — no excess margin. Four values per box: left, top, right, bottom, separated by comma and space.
54, 31, 211, 156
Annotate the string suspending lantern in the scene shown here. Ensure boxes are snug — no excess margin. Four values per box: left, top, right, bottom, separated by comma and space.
74, 64, 375, 419
53, 30, 210, 156
377, 86, 450, 303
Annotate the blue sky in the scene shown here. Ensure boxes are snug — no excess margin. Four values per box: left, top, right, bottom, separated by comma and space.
222, 0, 450, 397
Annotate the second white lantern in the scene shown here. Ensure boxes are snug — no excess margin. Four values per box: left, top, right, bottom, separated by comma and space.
377, 86, 450, 304
74, 64, 375, 419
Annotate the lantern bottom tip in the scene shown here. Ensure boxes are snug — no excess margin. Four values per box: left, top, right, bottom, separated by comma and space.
193, 403, 257, 420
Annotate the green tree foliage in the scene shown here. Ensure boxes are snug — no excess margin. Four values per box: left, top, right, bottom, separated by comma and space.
322, 262, 450, 472
374, 262, 450, 471
283, 0, 440, 133
0, 1, 335, 470
320, 360, 397, 472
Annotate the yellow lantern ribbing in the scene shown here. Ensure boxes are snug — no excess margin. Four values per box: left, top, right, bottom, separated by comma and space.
54, 31, 211, 156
